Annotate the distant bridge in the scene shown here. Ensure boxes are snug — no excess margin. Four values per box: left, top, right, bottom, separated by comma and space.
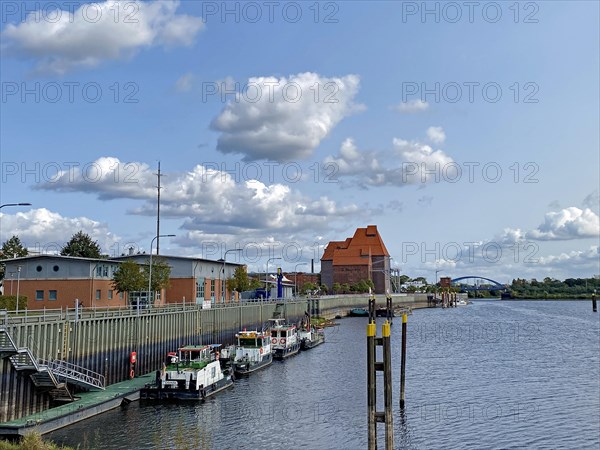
450, 276, 509, 292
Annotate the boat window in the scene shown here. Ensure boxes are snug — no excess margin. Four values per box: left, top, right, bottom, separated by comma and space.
239, 338, 257, 347
211, 367, 216, 377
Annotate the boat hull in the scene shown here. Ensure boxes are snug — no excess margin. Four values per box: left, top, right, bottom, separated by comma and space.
140, 376, 233, 401
272, 343, 301, 360
233, 353, 273, 375
301, 334, 324, 350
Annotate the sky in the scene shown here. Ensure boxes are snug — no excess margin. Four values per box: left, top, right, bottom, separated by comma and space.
0, 0, 598, 284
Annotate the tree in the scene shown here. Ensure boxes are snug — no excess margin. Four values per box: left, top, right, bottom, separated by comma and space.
0, 235, 28, 281
142, 257, 172, 293
228, 266, 250, 292
61, 231, 102, 258
112, 260, 145, 294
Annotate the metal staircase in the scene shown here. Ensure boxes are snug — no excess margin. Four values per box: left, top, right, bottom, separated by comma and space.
0, 327, 104, 399
39, 359, 105, 391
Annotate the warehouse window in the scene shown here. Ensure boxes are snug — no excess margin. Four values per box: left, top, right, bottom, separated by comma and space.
49, 290, 57, 301
36, 290, 44, 301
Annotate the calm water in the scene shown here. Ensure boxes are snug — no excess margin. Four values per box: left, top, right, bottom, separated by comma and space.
47, 301, 600, 449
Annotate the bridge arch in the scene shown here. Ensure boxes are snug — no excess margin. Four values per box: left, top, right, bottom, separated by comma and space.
450, 276, 507, 290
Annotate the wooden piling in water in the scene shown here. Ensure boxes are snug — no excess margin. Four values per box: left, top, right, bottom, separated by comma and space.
400, 313, 407, 409
382, 321, 394, 448
593, 292, 597, 312
366, 321, 376, 450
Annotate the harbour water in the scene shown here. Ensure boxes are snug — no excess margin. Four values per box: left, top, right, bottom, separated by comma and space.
46, 300, 600, 449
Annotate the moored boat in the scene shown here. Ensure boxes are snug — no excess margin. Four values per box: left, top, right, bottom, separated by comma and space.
349, 308, 369, 317
299, 326, 325, 350
269, 318, 300, 360
230, 329, 273, 375
298, 313, 325, 350
140, 344, 233, 401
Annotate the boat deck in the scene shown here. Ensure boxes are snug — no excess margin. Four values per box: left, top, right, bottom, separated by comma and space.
0, 373, 154, 437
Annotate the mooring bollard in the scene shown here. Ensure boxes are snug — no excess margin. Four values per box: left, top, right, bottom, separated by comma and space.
366, 320, 394, 450
400, 313, 407, 409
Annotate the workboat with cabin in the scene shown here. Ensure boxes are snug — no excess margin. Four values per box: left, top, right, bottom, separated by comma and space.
228, 329, 273, 375
298, 313, 325, 350
269, 318, 300, 360
298, 325, 325, 350
140, 344, 233, 401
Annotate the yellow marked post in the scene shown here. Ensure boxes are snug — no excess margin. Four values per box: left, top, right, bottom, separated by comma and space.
402, 313, 408, 324
367, 321, 376, 337
382, 320, 390, 337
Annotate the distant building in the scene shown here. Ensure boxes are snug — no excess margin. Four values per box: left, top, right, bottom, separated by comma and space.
2, 254, 242, 310
439, 277, 452, 288
321, 225, 391, 294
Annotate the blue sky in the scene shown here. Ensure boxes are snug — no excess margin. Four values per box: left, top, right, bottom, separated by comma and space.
0, 0, 598, 283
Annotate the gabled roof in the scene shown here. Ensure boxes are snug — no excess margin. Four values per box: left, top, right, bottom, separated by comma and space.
321, 225, 390, 266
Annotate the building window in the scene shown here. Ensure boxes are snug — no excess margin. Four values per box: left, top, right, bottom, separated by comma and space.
96, 289, 101, 300
49, 290, 57, 301
196, 279, 205, 300
210, 279, 215, 298
102, 266, 108, 277
36, 265, 42, 272
108, 290, 113, 300
120, 292, 124, 299
53, 265, 59, 272
36, 290, 44, 301
96, 266, 102, 277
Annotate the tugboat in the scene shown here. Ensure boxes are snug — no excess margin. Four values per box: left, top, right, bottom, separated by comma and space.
230, 329, 273, 375
269, 318, 300, 360
140, 344, 233, 401
298, 313, 325, 350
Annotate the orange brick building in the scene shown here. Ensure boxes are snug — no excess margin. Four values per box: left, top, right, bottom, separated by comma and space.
321, 225, 391, 294
1, 254, 243, 310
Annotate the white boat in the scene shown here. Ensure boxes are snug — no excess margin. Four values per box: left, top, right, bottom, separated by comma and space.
230, 330, 273, 375
298, 313, 325, 350
140, 344, 233, 401
269, 318, 300, 360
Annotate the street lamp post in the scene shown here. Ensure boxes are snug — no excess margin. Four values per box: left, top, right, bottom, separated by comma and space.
147, 234, 175, 309
0, 203, 32, 210
435, 269, 441, 300
294, 262, 308, 297
15, 266, 22, 314
265, 257, 281, 300
222, 249, 242, 303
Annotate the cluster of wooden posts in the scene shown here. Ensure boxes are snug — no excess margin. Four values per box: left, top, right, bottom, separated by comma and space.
439, 291, 459, 308
366, 295, 407, 450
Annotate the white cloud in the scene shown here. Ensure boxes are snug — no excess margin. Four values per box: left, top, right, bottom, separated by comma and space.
33, 157, 154, 200
391, 100, 429, 113
210, 72, 362, 161
35, 157, 363, 237
2, 0, 204, 75
0, 208, 120, 253
526, 207, 600, 240
323, 130, 456, 187
426, 126, 446, 144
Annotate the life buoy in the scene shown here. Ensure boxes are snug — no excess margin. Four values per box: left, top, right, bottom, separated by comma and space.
280, 338, 286, 345
271, 338, 277, 344
259, 347, 263, 354
129, 369, 135, 379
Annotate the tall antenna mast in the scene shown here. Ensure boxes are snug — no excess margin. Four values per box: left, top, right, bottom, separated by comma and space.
155, 161, 163, 255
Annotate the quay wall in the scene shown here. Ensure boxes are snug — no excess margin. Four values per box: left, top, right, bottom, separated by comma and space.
0, 294, 425, 423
